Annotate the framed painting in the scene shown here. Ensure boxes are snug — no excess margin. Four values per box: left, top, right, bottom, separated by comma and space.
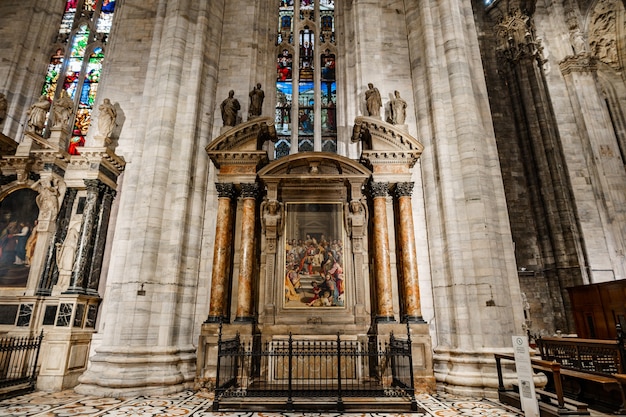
284, 202, 345, 308
0, 188, 39, 287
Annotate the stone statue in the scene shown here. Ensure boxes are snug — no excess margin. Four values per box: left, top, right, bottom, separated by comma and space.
220, 90, 240, 127
389, 90, 407, 125
365, 83, 382, 118
33, 177, 60, 220
0, 93, 7, 124
56, 223, 80, 279
248, 83, 265, 119
97, 98, 116, 138
344, 199, 367, 237
27, 95, 51, 134
261, 199, 284, 237
51, 90, 74, 128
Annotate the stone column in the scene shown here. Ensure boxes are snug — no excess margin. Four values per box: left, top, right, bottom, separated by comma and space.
393, 182, 425, 323
65, 179, 102, 294
37, 189, 76, 295
495, 10, 585, 331
86, 185, 116, 295
370, 181, 394, 322
206, 182, 237, 323
234, 183, 259, 322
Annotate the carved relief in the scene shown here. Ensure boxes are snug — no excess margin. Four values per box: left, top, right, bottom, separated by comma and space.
589, 0, 620, 70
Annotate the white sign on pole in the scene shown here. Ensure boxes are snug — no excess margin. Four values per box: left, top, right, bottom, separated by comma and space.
512, 335, 540, 417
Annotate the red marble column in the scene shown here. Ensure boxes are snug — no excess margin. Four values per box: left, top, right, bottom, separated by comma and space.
235, 183, 259, 322
207, 183, 236, 323
370, 182, 395, 322
394, 182, 425, 323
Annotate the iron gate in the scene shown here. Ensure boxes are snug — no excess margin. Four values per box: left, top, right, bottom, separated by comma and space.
213, 329, 419, 411
0, 331, 44, 398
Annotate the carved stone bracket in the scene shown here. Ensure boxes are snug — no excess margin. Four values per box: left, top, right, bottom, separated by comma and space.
559, 54, 599, 75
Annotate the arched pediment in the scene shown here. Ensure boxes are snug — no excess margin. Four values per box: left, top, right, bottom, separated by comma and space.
258, 152, 371, 201
206, 117, 277, 152
258, 152, 371, 182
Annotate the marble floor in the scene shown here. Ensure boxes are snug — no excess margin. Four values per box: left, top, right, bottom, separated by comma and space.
0, 389, 530, 417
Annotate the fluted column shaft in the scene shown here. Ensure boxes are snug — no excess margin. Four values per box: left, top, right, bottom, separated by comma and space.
394, 182, 424, 323
65, 179, 102, 294
207, 183, 236, 322
235, 183, 259, 322
370, 182, 394, 322
86, 186, 116, 295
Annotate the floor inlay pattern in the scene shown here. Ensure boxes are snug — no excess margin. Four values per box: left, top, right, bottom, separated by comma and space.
0, 390, 526, 417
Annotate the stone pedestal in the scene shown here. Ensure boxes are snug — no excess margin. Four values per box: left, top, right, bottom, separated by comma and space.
377, 322, 436, 393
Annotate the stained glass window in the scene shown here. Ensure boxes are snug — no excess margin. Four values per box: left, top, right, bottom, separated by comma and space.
275, 0, 336, 158
40, 0, 117, 155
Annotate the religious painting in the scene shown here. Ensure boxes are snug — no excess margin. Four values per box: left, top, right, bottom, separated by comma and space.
284, 202, 345, 308
0, 188, 39, 287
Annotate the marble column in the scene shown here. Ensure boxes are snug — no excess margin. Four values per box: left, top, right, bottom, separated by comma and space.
37, 188, 76, 295
86, 185, 116, 295
206, 182, 237, 323
235, 183, 259, 322
65, 179, 102, 294
370, 181, 395, 322
393, 182, 425, 323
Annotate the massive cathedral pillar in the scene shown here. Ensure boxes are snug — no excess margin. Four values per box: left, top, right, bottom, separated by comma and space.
77, 0, 224, 396
370, 181, 395, 322
555, 0, 626, 282
393, 182, 424, 323
234, 183, 259, 322
494, 9, 586, 332
207, 183, 237, 323
405, 0, 525, 395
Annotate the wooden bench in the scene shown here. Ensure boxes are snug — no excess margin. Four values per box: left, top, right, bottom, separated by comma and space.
535, 336, 626, 413
495, 353, 590, 416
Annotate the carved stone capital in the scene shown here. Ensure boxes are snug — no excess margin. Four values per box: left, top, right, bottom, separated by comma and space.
394, 182, 415, 198
216, 182, 237, 199
495, 10, 543, 65
369, 182, 389, 198
240, 182, 260, 199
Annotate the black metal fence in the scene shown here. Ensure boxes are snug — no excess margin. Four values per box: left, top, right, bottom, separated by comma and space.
0, 331, 44, 396
213, 329, 418, 411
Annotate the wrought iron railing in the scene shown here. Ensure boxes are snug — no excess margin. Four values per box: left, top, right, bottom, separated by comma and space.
213, 329, 418, 411
0, 331, 44, 396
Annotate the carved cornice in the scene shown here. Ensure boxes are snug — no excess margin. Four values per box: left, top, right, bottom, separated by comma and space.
64, 147, 126, 190
206, 151, 269, 169
360, 150, 422, 169
559, 54, 599, 75
206, 116, 277, 153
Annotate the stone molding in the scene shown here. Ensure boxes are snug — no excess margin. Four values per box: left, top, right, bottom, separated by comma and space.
559, 54, 599, 75
206, 116, 277, 152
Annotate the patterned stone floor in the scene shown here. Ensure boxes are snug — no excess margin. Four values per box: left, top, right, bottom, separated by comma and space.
0, 390, 529, 417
